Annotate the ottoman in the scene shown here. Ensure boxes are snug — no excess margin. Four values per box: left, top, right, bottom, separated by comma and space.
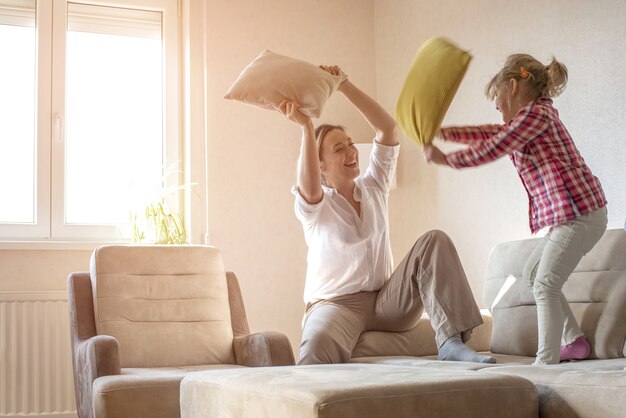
180, 363, 538, 417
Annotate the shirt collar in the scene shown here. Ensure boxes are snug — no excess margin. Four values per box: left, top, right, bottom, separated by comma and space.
322, 181, 362, 202
353, 182, 362, 202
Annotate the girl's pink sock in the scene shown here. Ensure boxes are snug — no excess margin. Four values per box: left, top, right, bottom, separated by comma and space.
560, 336, 591, 362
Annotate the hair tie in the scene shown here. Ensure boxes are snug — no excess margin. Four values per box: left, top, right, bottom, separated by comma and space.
519, 66, 530, 79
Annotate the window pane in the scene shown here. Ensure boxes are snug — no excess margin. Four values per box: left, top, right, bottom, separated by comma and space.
0, 0, 36, 223
65, 3, 163, 225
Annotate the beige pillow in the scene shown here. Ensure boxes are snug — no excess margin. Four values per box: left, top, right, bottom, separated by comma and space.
395, 37, 472, 145
224, 50, 346, 118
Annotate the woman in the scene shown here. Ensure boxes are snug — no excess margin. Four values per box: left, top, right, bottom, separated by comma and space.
280, 65, 494, 365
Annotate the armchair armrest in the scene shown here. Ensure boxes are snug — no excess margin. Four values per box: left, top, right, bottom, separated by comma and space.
73, 335, 121, 418
77, 335, 121, 377
68, 272, 122, 418
233, 331, 295, 366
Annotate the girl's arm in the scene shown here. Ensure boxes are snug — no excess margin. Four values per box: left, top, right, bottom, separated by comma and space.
322, 66, 399, 147
279, 100, 323, 204
440, 124, 503, 145
427, 106, 549, 168
447, 107, 549, 168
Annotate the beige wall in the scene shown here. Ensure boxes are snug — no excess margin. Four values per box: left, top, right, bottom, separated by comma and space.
375, 0, 626, 306
0, 248, 91, 292
203, 0, 378, 353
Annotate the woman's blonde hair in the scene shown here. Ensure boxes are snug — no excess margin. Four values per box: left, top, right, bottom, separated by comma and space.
314, 124, 345, 187
315, 124, 345, 161
485, 54, 568, 100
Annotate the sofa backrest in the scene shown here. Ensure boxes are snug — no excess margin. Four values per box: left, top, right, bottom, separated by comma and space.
90, 245, 235, 368
485, 229, 626, 359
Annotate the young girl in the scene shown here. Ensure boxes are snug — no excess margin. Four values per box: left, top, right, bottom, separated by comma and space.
424, 54, 608, 365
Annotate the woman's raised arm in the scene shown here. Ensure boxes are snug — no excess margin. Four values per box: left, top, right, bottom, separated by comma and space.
278, 100, 323, 204
320, 65, 398, 147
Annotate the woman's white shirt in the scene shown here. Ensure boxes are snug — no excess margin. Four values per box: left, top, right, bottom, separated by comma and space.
292, 141, 400, 304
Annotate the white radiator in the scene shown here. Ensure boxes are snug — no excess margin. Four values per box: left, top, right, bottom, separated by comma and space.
0, 292, 77, 417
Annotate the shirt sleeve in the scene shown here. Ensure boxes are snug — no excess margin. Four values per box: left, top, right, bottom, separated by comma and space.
445, 105, 550, 169
291, 185, 324, 226
363, 141, 400, 191
440, 124, 504, 145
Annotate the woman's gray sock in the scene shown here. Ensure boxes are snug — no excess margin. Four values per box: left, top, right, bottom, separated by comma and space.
437, 334, 496, 363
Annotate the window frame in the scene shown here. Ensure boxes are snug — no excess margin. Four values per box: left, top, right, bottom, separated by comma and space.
0, 0, 181, 242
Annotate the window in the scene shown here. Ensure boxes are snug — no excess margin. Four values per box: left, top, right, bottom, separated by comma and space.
0, 0, 36, 226
0, 0, 180, 241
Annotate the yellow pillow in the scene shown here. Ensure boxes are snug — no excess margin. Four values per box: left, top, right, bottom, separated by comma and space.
224, 50, 346, 118
395, 37, 471, 146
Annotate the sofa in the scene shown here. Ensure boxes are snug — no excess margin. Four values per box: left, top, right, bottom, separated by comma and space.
349, 228, 626, 418
180, 229, 624, 417
93, 229, 621, 417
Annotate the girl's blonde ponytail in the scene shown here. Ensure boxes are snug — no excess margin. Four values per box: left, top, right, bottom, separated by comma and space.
545, 58, 568, 97
485, 54, 568, 100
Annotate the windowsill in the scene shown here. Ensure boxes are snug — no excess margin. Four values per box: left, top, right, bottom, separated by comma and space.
0, 240, 130, 251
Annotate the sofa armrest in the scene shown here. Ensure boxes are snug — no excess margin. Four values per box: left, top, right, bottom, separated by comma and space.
233, 331, 295, 366
73, 335, 121, 418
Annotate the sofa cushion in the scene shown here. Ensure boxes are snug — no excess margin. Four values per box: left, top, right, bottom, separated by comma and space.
93, 365, 242, 418
480, 358, 626, 418
90, 245, 235, 367
181, 363, 538, 418
485, 229, 626, 358
93, 374, 182, 418
352, 352, 533, 370
351, 311, 492, 358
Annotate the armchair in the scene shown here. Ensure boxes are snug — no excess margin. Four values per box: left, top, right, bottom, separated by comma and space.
67, 245, 294, 418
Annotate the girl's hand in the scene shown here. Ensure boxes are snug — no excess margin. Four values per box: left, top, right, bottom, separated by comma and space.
422, 144, 448, 165
278, 100, 312, 128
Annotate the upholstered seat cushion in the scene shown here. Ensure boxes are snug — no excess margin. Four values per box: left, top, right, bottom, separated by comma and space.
93, 365, 244, 418
480, 358, 626, 418
351, 311, 492, 358
181, 363, 538, 418
351, 353, 533, 370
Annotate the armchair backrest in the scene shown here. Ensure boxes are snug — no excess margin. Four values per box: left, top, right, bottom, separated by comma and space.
485, 229, 626, 359
90, 245, 235, 368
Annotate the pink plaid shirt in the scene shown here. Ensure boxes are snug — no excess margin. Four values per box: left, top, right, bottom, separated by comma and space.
441, 97, 606, 234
